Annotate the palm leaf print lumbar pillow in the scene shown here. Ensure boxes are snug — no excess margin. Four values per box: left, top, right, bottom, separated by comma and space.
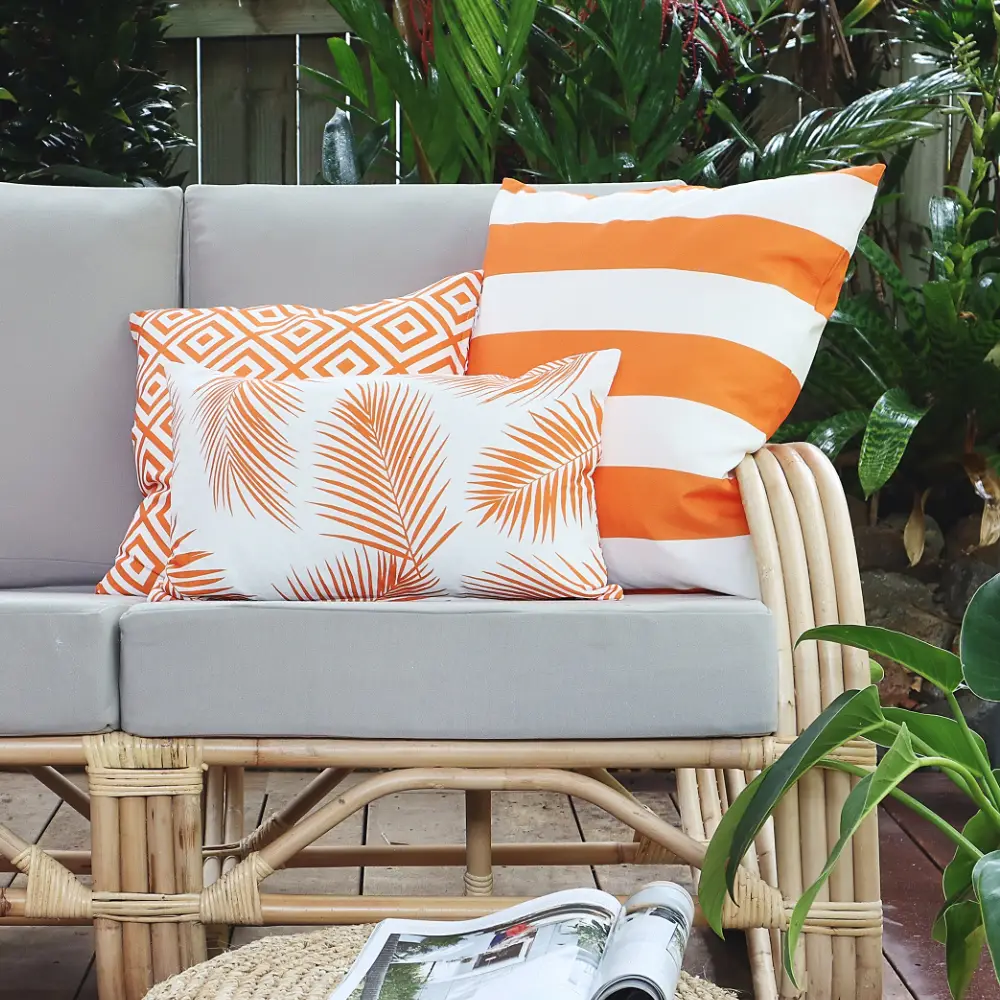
149, 350, 622, 602
97, 272, 484, 598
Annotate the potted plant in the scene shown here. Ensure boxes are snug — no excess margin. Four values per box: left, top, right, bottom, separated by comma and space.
701, 572, 1000, 998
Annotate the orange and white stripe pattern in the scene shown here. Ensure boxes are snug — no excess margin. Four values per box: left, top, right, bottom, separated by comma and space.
467, 169, 883, 597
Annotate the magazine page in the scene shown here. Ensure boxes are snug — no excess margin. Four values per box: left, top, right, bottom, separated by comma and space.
327, 888, 622, 1000
589, 883, 695, 1000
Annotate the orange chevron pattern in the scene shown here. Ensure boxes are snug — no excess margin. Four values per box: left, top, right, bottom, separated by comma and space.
98, 272, 483, 596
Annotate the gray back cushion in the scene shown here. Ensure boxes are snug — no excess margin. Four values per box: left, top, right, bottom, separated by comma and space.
183, 182, 668, 307
0, 183, 183, 587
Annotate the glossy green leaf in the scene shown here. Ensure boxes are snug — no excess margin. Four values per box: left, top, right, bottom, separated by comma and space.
930, 196, 961, 260
936, 811, 1000, 944
857, 388, 930, 497
973, 850, 1000, 984
327, 37, 369, 105
856, 235, 926, 334
961, 574, 1000, 701
699, 769, 769, 936
841, 0, 883, 29
0, 88, 15, 102
800, 624, 963, 692
701, 686, 884, 937
944, 900, 986, 999
881, 708, 990, 771
783, 726, 922, 987
807, 410, 869, 460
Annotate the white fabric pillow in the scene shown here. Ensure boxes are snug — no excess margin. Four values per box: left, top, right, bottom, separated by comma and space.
150, 351, 622, 602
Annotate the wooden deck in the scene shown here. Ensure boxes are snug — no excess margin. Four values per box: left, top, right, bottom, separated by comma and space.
0, 770, 994, 999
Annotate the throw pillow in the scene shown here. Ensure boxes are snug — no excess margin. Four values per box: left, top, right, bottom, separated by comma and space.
98, 273, 484, 596
149, 351, 623, 602
467, 170, 884, 597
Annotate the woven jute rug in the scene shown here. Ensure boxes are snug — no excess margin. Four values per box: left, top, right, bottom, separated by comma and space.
143, 924, 739, 1000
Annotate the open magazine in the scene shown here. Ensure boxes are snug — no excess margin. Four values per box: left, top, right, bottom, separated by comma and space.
329, 882, 695, 1000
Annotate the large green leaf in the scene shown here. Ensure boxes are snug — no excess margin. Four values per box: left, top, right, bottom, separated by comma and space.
972, 850, 1000, 984
881, 708, 990, 770
701, 687, 885, 937
327, 37, 369, 105
943, 900, 987, 999
807, 410, 869, 459
841, 0, 883, 29
936, 811, 1000, 943
783, 726, 922, 986
930, 196, 961, 265
857, 388, 930, 497
961, 574, 1000, 701
800, 624, 963, 692
856, 234, 926, 335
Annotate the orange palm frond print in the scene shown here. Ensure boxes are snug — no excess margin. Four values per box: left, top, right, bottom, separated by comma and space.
464, 550, 622, 600
192, 375, 304, 530
276, 550, 444, 602
468, 392, 604, 543
150, 530, 237, 601
314, 382, 459, 577
428, 353, 596, 406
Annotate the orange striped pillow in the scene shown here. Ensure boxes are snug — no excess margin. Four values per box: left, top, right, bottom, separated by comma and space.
467, 169, 884, 597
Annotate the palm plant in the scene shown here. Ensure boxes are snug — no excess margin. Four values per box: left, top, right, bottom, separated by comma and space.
702, 573, 1000, 1000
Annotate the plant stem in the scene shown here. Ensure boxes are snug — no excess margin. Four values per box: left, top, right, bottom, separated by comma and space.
921, 756, 1000, 825
820, 758, 984, 860
945, 688, 1000, 808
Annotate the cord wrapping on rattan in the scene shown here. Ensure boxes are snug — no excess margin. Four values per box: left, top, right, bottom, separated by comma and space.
200, 852, 274, 925
87, 768, 204, 797
92, 891, 202, 922
13, 845, 91, 920
721, 868, 787, 930
238, 811, 290, 856
463, 871, 494, 896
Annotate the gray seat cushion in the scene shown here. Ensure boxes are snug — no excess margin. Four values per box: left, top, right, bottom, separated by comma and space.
0, 590, 141, 735
119, 595, 777, 739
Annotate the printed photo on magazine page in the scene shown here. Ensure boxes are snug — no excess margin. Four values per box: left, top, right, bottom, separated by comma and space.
328, 883, 694, 1000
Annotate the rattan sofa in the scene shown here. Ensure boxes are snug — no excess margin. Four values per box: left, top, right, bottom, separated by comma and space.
0, 180, 880, 1000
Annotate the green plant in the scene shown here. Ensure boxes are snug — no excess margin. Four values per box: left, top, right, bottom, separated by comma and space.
777, 6, 1000, 549
701, 572, 1000, 999
0, 1, 190, 186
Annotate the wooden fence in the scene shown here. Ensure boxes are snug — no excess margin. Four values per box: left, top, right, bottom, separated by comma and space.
162, 0, 352, 185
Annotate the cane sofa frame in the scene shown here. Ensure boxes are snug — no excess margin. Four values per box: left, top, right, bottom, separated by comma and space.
0, 444, 881, 1000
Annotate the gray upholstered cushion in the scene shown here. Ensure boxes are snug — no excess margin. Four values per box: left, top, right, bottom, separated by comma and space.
0, 183, 183, 588
119, 595, 777, 739
182, 182, 670, 309
0, 589, 141, 735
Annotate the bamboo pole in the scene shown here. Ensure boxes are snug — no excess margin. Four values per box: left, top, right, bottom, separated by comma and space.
222, 766, 244, 875
174, 793, 208, 969
147, 797, 182, 982
91, 794, 126, 1000
26, 766, 90, 820
120, 797, 153, 1000
191, 738, 772, 770
464, 790, 493, 896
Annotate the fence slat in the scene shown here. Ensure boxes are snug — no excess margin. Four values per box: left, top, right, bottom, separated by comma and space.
160, 38, 199, 186
200, 38, 250, 184
168, 0, 347, 39
299, 34, 338, 184
247, 37, 298, 184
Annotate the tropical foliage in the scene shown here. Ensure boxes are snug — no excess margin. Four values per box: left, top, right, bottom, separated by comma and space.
0, 0, 190, 185
308, 0, 961, 185
702, 573, 1000, 1000
781, 1, 1000, 550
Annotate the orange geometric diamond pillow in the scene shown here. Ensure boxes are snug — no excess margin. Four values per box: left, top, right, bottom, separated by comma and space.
97, 272, 483, 596
467, 171, 883, 598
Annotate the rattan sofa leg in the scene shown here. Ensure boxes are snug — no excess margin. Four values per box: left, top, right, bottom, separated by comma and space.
202, 765, 229, 957
464, 790, 493, 896
85, 734, 207, 997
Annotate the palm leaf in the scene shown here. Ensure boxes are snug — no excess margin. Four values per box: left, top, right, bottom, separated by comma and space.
190, 376, 304, 530
735, 69, 964, 179
441, 354, 598, 406
858, 388, 931, 497
463, 550, 622, 600
150, 530, 235, 602
314, 382, 460, 576
278, 550, 442, 602
468, 393, 603, 543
